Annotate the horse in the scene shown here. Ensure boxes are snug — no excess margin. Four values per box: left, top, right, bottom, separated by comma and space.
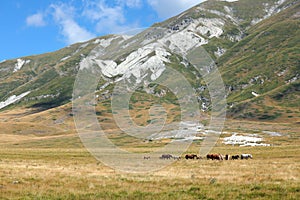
207, 154, 223, 160
241, 154, 253, 159
185, 154, 198, 159
231, 155, 239, 160
196, 156, 203, 160
173, 156, 181, 160
206, 154, 212, 160
225, 154, 230, 160
160, 154, 173, 159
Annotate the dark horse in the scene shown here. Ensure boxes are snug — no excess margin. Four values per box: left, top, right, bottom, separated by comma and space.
225, 154, 230, 160
160, 154, 173, 159
185, 154, 198, 159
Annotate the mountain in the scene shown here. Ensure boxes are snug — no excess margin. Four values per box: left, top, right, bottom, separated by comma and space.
0, 0, 299, 132
218, 1, 300, 121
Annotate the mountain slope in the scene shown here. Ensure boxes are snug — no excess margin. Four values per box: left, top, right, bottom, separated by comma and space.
0, 0, 298, 125
218, 1, 300, 120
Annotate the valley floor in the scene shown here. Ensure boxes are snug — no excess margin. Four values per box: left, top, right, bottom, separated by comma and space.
1, 125, 299, 200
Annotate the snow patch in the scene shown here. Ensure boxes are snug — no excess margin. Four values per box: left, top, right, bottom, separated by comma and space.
161, 28, 206, 55
149, 129, 203, 141
93, 43, 170, 83
240, 143, 271, 147
74, 43, 90, 55
79, 43, 89, 49
198, 6, 240, 25
148, 121, 203, 141
120, 44, 170, 82
60, 56, 71, 61
252, 0, 287, 25
180, 60, 189, 68
60, 43, 90, 62
121, 35, 133, 40
93, 39, 101, 44
286, 75, 299, 83
0, 91, 31, 110
99, 82, 111, 91
262, 131, 282, 137
215, 47, 226, 57
156, 17, 225, 55
224, 6, 233, 14
94, 36, 118, 48
251, 18, 263, 25
228, 34, 243, 42
13, 59, 30, 72
27, 93, 60, 101
196, 18, 224, 38
203, 130, 222, 135
177, 11, 187, 19
223, 133, 270, 146
277, 69, 287, 77
251, 91, 259, 97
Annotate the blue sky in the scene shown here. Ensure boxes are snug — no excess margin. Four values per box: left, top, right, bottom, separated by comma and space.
0, 0, 204, 61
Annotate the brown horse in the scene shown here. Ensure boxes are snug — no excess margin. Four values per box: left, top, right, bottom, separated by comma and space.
185, 154, 198, 159
207, 154, 223, 160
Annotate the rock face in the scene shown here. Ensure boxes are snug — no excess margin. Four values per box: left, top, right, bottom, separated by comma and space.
0, 0, 298, 121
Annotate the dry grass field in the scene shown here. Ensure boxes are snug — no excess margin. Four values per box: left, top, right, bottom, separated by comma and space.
0, 106, 299, 199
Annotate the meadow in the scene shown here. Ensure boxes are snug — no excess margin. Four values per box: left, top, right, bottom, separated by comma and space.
1, 114, 299, 199
0, 106, 300, 199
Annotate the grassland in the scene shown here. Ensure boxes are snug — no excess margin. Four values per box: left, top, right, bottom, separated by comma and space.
0, 106, 299, 199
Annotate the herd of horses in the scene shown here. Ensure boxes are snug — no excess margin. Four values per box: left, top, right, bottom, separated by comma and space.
206, 153, 253, 160
145, 153, 253, 160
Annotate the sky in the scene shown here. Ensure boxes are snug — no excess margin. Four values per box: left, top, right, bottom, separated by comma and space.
0, 0, 205, 61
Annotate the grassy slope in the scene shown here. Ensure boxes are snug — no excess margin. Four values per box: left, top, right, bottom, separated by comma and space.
217, 1, 300, 121
0, 36, 106, 111
0, 1, 298, 122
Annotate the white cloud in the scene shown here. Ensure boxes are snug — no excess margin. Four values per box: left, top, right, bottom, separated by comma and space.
147, 0, 204, 19
26, 13, 46, 27
82, 1, 140, 34
51, 4, 95, 44
117, 0, 142, 8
